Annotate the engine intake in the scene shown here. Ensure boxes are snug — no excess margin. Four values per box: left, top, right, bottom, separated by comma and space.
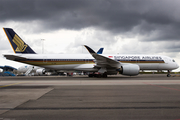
36, 68, 46, 75
119, 64, 140, 76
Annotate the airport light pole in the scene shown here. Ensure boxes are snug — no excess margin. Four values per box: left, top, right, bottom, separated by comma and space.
41, 39, 45, 54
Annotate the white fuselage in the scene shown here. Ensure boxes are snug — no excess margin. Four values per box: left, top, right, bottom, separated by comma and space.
5, 53, 179, 72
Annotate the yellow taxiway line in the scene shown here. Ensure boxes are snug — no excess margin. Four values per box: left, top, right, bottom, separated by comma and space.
0, 82, 30, 88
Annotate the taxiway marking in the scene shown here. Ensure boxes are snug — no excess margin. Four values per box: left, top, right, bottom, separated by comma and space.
0, 82, 30, 88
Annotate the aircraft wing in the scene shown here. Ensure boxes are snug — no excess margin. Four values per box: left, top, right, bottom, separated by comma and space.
84, 45, 120, 68
3, 54, 27, 61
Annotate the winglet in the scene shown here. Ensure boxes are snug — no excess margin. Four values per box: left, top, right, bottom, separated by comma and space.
84, 45, 96, 54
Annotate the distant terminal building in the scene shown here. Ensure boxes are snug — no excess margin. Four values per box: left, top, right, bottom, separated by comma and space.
0, 65, 17, 76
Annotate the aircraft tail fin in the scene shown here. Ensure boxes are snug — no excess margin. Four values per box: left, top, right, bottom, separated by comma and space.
3, 28, 36, 54
97, 48, 104, 54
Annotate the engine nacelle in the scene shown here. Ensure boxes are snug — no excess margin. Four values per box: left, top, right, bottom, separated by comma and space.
119, 64, 140, 76
36, 68, 46, 75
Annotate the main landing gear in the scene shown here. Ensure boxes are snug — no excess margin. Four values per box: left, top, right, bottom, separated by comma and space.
167, 70, 171, 77
88, 72, 107, 78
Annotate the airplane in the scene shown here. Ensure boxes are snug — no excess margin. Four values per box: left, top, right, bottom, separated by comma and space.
3, 28, 179, 77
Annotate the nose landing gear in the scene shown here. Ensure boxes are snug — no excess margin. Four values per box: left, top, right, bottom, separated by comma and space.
167, 70, 171, 77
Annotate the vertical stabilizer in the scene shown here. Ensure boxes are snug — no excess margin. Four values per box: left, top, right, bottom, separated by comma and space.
3, 28, 36, 54
97, 48, 104, 54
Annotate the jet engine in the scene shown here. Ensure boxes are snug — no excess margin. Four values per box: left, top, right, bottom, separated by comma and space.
118, 64, 140, 76
36, 68, 46, 75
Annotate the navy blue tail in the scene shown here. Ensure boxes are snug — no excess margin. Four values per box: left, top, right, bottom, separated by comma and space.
97, 48, 104, 54
3, 28, 36, 54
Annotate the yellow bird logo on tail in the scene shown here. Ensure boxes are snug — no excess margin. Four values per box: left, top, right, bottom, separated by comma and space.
13, 34, 27, 52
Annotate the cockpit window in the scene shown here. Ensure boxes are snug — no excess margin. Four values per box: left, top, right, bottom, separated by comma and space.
172, 59, 175, 62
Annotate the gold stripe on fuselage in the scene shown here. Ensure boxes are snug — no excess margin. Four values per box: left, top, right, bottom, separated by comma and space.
16, 59, 164, 66
17, 60, 95, 66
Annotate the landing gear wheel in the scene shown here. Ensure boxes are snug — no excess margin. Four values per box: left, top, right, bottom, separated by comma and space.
167, 74, 171, 77
88, 74, 93, 77
97, 74, 102, 78
102, 73, 107, 78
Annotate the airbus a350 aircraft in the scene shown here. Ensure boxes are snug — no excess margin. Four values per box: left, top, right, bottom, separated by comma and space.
3, 28, 179, 77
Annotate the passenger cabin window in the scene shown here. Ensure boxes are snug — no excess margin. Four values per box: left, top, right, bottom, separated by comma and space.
172, 59, 175, 62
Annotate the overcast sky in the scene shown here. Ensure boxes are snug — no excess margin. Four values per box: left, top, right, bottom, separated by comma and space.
0, 0, 180, 71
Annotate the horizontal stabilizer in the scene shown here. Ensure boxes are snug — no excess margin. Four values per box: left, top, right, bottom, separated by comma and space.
3, 54, 27, 61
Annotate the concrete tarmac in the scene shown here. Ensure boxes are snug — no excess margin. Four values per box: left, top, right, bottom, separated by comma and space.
0, 74, 180, 120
